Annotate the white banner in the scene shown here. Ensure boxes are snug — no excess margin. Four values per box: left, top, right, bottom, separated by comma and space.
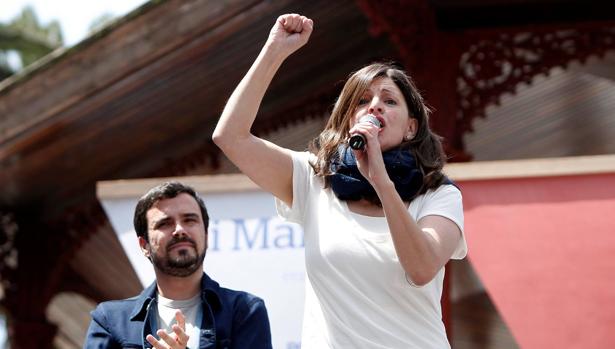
100, 188, 304, 349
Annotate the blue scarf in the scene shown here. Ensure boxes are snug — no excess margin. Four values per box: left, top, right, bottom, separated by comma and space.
330, 145, 424, 202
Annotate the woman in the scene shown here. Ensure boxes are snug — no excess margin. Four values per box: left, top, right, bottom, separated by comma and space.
213, 13, 466, 349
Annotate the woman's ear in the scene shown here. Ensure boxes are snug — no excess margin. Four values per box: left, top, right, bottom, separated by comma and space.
406, 118, 418, 139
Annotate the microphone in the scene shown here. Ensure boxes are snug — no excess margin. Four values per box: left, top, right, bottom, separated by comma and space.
348, 114, 381, 150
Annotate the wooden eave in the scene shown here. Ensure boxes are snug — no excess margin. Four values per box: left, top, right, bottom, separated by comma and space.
3, 0, 615, 217
0, 0, 396, 216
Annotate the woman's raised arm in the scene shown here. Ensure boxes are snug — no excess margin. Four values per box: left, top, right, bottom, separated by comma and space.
213, 14, 313, 206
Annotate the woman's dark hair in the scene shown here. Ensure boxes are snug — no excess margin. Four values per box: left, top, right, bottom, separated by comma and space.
308, 62, 447, 202
133, 181, 209, 241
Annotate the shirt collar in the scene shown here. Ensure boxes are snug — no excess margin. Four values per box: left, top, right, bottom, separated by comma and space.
200, 272, 223, 311
129, 272, 223, 321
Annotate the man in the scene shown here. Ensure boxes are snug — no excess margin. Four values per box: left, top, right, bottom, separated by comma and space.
84, 181, 272, 349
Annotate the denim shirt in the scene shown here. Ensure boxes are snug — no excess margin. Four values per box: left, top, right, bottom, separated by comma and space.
84, 273, 272, 349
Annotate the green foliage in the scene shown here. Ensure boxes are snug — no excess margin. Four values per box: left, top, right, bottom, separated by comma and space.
0, 5, 64, 79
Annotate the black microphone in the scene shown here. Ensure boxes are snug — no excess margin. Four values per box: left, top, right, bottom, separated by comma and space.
348, 114, 382, 150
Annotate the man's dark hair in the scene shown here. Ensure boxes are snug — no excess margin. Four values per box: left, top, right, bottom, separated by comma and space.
133, 181, 209, 242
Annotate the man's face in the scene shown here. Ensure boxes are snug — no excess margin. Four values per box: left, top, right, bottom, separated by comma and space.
140, 193, 207, 277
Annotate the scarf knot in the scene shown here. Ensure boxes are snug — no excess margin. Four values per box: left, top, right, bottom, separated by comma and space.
329, 146, 424, 203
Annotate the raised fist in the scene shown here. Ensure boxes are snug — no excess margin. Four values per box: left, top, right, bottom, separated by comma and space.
266, 13, 313, 57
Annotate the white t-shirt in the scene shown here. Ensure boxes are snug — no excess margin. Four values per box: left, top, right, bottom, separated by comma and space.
157, 293, 201, 349
276, 151, 467, 349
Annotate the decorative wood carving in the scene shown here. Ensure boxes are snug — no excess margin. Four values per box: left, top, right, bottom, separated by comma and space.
3, 209, 60, 349
458, 26, 615, 134
355, 0, 615, 161
0, 201, 106, 348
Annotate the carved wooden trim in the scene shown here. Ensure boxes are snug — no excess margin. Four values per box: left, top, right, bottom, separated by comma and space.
356, 0, 615, 160
0, 200, 106, 327
458, 25, 615, 134
59, 200, 108, 253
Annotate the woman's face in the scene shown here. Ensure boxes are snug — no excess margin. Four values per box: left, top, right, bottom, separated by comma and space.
352, 76, 417, 151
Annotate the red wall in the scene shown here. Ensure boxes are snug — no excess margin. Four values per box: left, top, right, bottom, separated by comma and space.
461, 173, 615, 349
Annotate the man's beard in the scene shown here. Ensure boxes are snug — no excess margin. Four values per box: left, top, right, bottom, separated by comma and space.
149, 236, 206, 277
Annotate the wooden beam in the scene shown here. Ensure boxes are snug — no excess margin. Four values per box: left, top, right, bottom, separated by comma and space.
444, 154, 615, 181
0, 0, 263, 151
97, 154, 615, 199
97, 173, 260, 199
